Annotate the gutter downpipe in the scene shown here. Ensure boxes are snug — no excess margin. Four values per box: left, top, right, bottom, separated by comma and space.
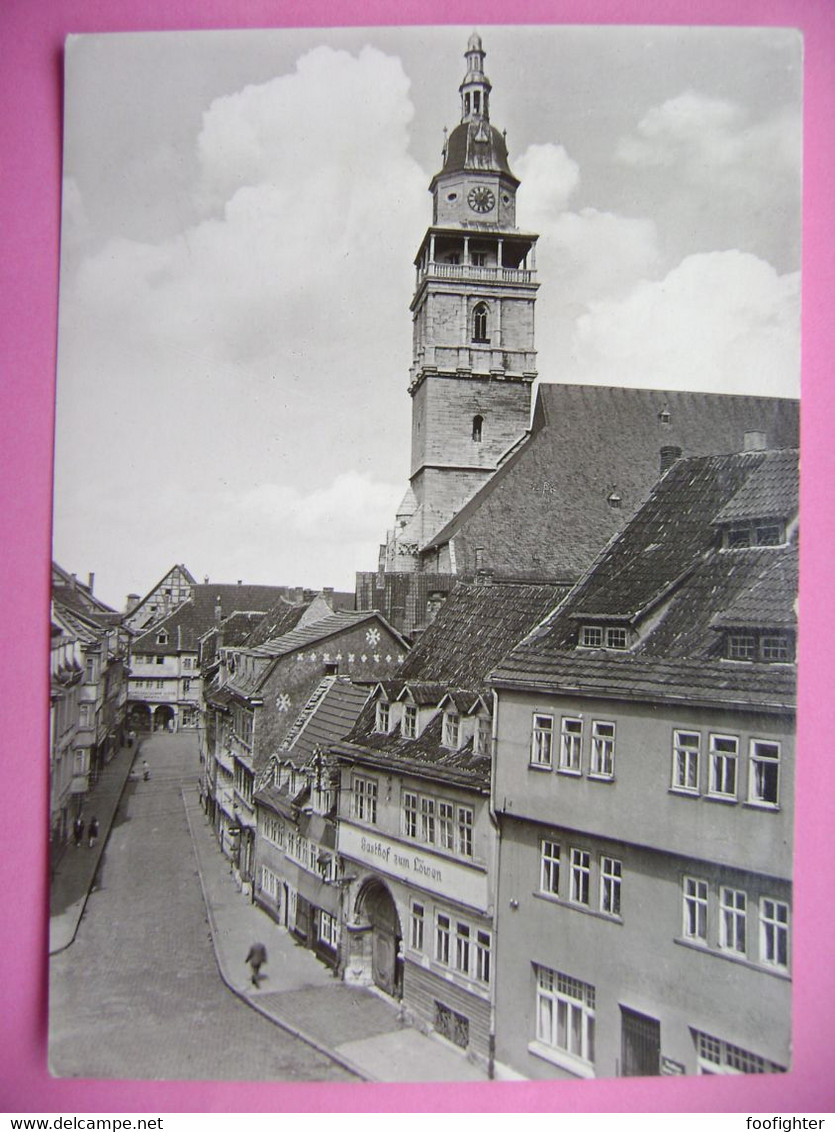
486, 684, 502, 1081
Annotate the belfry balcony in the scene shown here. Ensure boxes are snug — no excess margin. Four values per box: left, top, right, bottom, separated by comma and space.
417, 260, 537, 286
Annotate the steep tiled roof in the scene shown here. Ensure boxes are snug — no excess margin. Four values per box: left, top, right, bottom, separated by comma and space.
398, 581, 567, 691
132, 583, 292, 654
280, 677, 371, 765
240, 598, 310, 648
422, 384, 799, 581
246, 611, 407, 661
492, 450, 798, 708
52, 562, 117, 617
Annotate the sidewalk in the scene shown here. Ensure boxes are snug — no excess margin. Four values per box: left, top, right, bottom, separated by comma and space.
49, 738, 142, 955
181, 784, 490, 1083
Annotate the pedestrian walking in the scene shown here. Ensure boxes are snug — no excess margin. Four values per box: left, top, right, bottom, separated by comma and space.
72, 815, 85, 849
245, 942, 267, 987
88, 816, 100, 849
142, 760, 150, 781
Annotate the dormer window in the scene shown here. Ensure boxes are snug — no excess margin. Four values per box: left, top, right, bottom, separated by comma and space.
403, 704, 417, 739
580, 624, 628, 649
725, 522, 785, 549
476, 716, 492, 757
726, 630, 793, 663
728, 634, 757, 661
443, 711, 460, 749
157, 631, 168, 645
375, 701, 390, 733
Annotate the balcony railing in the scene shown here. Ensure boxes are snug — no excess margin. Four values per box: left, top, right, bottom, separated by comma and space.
418, 261, 536, 285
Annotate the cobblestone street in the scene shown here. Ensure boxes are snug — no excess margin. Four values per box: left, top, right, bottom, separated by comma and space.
49, 733, 353, 1081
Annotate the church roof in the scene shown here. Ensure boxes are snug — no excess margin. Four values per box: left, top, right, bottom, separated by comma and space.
421, 383, 799, 583
437, 119, 517, 183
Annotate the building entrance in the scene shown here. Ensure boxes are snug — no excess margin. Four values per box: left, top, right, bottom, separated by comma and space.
357, 880, 403, 999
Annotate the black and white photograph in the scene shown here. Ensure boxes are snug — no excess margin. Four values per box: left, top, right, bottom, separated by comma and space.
48, 24, 801, 1084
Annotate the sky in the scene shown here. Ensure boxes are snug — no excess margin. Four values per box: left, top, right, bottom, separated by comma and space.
52, 25, 802, 610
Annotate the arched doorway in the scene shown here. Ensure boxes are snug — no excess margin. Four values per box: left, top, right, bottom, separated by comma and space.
355, 879, 403, 999
153, 704, 175, 732
128, 703, 152, 731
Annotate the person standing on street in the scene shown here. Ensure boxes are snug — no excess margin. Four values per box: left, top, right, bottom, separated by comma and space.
73, 815, 85, 849
88, 816, 100, 849
245, 942, 267, 987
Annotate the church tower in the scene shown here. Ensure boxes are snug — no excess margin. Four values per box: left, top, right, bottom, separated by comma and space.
388, 33, 539, 568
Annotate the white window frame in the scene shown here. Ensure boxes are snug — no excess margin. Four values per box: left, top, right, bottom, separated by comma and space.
352, 775, 378, 824
420, 796, 436, 844
672, 730, 700, 794
748, 739, 780, 808
559, 718, 583, 774
318, 911, 339, 948
719, 886, 747, 955
438, 801, 455, 851
760, 897, 789, 970
475, 930, 491, 985
599, 856, 622, 917
443, 711, 460, 749
476, 716, 491, 757
590, 721, 615, 779
402, 791, 418, 839
535, 966, 596, 1071
410, 901, 425, 952
435, 913, 451, 965
375, 700, 390, 733
403, 704, 417, 739
709, 734, 738, 799
580, 625, 603, 648
606, 626, 627, 649
570, 848, 591, 906
682, 876, 708, 942
455, 922, 471, 974
693, 1030, 785, 1075
540, 839, 560, 896
531, 713, 554, 768
457, 806, 474, 858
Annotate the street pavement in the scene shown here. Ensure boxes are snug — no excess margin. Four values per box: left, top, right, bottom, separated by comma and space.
49, 732, 353, 1081
49, 731, 489, 1083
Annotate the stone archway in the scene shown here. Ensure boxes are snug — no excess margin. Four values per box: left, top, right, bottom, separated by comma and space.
354, 879, 403, 999
127, 702, 152, 731
153, 704, 175, 732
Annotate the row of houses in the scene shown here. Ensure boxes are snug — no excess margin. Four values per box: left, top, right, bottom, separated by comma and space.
189, 443, 797, 1081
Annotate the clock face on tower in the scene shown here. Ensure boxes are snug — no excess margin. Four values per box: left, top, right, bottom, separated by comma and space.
467, 186, 495, 213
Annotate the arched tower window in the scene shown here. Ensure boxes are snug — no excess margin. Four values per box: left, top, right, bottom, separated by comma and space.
472, 415, 484, 442
472, 302, 489, 343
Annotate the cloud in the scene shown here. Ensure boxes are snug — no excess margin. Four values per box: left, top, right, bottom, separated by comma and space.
566, 251, 800, 396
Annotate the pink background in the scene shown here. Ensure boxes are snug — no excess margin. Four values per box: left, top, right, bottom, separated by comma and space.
1, 0, 832, 1113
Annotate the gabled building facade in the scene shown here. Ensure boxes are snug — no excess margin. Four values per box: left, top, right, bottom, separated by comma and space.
332, 580, 567, 1072
489, 448, 798, 1080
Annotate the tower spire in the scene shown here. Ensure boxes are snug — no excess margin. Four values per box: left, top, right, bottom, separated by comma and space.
459, 31, 492, 123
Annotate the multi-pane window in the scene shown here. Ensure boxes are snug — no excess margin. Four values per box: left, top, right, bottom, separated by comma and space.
438, 801, 455, 850
402, 792, 418, 838
472, 302, 489, 343
319, 911, 338, 948
535, 967, 596, 1067
672, 730, 700, 792
749, 740, 780, 806
761, 634, 790, 662
600, 856, 622, 916
403, 704, 417, 739
457, 807, 474, 858
728, 634, 757, 661
709, 735, 738, 798
719, 887, 747, 954
570, 848, 591, 905
455, 923, 471, 973
560, 718, 583, 773
580, 625, 603, 648
261, 866, 280, 901
420, 797, 436, 844
682, 877, 708, 942
352, 776, 377, 824
476, 716, 491, 757
436, 914, 451, 964
443, 711, 460, 749
760, 899, 789, 969
410, 902, 425, 951
540, 840, 561, 896
531, 714, 554, 767
693, 1030, 785, 1075
475, 931, 491, 984
606, 627, 628, 649
375, 701, 390, 733
590, 722, 615, 778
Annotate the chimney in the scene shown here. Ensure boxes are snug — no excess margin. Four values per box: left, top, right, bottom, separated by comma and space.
323, 587, 334, 609
87, 572, 95, 593
204, 575, 210, 584
215, 596, 223, 628
743, 430, 767, 452
70, 573, 77, 590
660, 446, 683, 475
237, 579, 242, 585
125, 593, 140, 614
426, 592, 445, 623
